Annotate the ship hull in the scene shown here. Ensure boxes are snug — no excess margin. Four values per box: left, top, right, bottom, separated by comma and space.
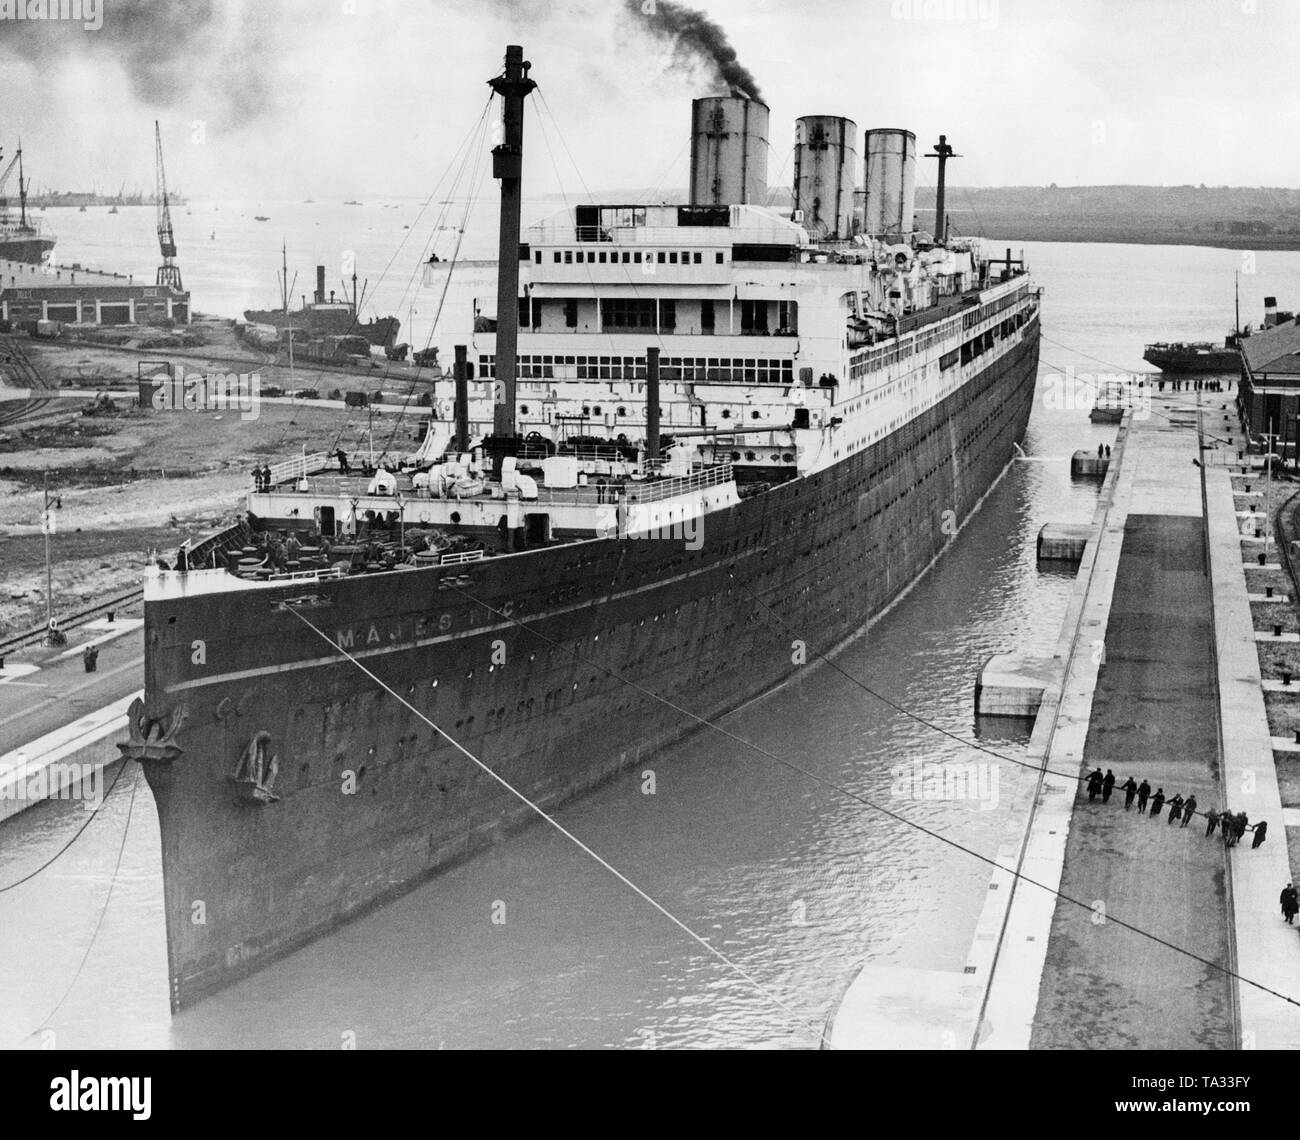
242, 309, 400, 348
138, 320, 1040, 1010
1142, 347, 1240, 373
0, 233, 55, 264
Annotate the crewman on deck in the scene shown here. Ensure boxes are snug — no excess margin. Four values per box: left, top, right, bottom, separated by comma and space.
1137, 779, 1151, 814
1122, 776, 1138, 809
1102, 769, 1116, 803
337, 448, 351, 474
1181, 794, 1197, 827
1148, 788, 1165, 818
1086, 768, 1104, 802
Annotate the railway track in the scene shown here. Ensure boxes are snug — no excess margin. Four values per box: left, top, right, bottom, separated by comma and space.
0, 333, 56, 428
0, 585, 144, 658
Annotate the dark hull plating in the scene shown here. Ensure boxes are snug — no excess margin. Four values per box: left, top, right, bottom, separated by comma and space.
0, 233, 55, 264
140, 320, 1040, 1009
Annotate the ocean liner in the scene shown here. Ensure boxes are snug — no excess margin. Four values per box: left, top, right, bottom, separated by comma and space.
0, 144, 56, 264
128, 45, 1041, 1010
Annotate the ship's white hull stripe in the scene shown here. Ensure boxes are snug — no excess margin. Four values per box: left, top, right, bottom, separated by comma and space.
161, 553, 743, 695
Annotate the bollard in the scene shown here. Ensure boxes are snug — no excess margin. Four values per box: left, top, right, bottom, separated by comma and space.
1284, 672, 1294, 686
1275, 625, 1283, 638
1246, 484, 1252, 493
106, 610, 114, 623
1256, 528, 1264, 538
1259, 553, 1268, 565
1267, 586, 1275, 598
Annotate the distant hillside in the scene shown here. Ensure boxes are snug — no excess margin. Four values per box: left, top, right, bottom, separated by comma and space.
576, 184, 1300, 250
915, 185, 1300, 250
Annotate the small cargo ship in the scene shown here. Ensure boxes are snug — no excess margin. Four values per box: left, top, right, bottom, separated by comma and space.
1142, 338, 1243, 373
244, 253, 400, 348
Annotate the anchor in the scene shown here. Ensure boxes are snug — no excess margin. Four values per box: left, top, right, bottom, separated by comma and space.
230, 731, 280, 805
117, 697, 187, 764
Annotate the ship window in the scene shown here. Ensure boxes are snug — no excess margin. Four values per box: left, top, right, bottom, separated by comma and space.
694, 252, 702, 264
554, 252, 561, 263
716, 252, 725, 264
669, 252, 678, 264
599, 252, 608, 263
564, 299, 578, 328
535, 251, 542, 264
657, 252, 666, 264
622, 252, 631, 263
634, 252, 643, 263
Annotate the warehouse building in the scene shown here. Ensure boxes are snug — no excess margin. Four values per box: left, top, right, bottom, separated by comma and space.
0, 257, 190, 326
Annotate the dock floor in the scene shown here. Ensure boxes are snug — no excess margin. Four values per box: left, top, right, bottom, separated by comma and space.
1029, 512, 1233, 1048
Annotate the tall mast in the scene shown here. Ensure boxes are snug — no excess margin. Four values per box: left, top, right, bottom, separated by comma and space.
925, 134, 959, 245
17, 141, 27, 228
281, 240, 288, 313
1235, 270, 1241, 336
486, 44, 536, 473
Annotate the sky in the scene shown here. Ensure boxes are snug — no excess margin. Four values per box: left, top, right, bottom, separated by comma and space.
0, 0, 1296, 201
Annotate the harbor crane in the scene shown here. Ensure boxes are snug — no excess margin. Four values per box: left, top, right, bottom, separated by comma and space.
154, 121, 182, 289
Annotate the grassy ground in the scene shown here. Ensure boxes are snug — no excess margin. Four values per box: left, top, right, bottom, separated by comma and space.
0, 333, 433, 636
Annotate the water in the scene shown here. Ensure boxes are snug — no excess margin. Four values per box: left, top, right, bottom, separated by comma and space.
3, 220, 1299, 1048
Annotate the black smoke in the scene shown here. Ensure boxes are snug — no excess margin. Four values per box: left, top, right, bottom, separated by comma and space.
622, 0, 763, 102
0, 0, 276, 123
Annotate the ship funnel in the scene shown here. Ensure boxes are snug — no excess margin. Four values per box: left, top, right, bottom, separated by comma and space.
315, 265, 325, 304
863, 128, 917, 241
792, 116, 857, 240
690, 96, 769, 207
1265, 296, 1278, 327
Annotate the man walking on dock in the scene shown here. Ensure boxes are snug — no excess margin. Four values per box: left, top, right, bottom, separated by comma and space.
1205, 807, 1220, 836
1122, 775, 1138, 809
1086, 768, 1104, 802
1149, 788, 1165, 818
1102, 769, 1116, 803
1281, 884, 1298, 924
1252, 820, 1268, 849
1137, 779, 1151, 814
1167, 793, 1183, 824
1181, 794, 1197, 827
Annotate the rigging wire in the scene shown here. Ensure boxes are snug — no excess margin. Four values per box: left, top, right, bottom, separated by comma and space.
442, 580, 1299, 1011
373, 104, 495, 464
15, 764, 141, 1046
284, 603, 832, 1045
0, 757, 131, 894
